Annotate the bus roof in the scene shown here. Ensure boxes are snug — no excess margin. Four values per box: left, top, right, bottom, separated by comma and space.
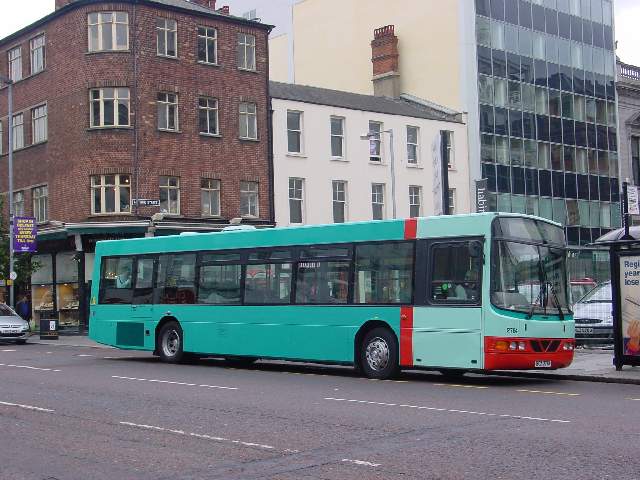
94, 213, 562, 257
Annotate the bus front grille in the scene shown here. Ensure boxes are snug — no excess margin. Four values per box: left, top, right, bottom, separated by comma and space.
530, 340, 560, 353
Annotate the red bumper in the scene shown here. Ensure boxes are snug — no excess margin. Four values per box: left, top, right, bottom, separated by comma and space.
484, 337, 575, 370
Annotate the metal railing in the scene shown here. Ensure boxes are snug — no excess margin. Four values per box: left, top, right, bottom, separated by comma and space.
619, 62, 640, 82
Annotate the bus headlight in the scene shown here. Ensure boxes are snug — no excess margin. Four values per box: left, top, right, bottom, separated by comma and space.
563, 342, 574, 351
518, 341, 526, 351
509, 341, 517, 351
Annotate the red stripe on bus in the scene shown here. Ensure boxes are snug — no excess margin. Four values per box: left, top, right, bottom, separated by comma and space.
404, 218, 417, 239
400, 306, 414, 366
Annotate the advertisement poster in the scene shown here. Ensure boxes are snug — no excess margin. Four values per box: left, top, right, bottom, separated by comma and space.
13, 216, 37, 253
619, 256, 640, 356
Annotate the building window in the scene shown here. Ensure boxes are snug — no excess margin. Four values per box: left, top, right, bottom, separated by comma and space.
448, 188, 456, 215
407, 126, 419, 164
409, 186, 422, 217
91, 174, 131, 214
237, 33, 256, 70
240, 181, 259, 217
442, 130, 454, 169
32, 185, 48, 223
287, 111, 302, 153
32, 104, 47, 144
14, 191, 24, 217
332, 180, 347, 223
157, 93, 178, 131
88, 12, 128, 52
159, 176, 180, 215
371, 183, 385, 220
369, 121, 382, 162
288, 177, 304, 224
156, 18, 177, 57
201, 179, 221, 216
8, 47, 21, 82
197, 26, 217, 64
198, 97, 218, 135
239, 102, 257, 139
330, 116, 344, 159
90, 88, 130, 128
30, 35, 45, 74
12, 113, 24, 150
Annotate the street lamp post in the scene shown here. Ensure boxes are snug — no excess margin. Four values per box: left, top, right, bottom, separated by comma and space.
0, 75, 14, 307
361, 129, 396, 219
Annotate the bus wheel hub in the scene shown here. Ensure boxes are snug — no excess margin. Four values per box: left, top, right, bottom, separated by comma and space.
366, 337, 389, 371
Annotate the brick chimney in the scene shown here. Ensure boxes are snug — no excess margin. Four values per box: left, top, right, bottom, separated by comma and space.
371, 25, 400, 98
217, 5, 230, 15
188, 0, 216, 9
55, 0, 74, 9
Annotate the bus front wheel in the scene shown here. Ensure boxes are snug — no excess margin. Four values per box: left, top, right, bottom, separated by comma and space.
157, 321, 184, 364
359, 327, 399, 380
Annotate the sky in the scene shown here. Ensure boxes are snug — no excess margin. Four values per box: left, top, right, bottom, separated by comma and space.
1, 0, 639, 65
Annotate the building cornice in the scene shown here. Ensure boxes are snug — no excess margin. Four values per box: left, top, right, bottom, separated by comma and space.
0, 0, 273, 48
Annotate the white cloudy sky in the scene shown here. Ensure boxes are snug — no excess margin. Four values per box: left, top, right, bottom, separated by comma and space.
1, 0, 639, 65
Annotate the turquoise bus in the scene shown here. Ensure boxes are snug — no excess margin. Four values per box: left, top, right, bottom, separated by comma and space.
89, 213, 575, 379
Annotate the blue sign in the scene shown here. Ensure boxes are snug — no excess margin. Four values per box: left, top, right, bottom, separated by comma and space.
13, 216, 37, 253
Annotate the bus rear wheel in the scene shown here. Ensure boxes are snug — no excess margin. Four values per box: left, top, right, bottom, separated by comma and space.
359, 327, 399, 380
157, 321, 184, 364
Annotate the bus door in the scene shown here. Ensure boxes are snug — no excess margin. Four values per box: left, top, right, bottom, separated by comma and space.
131, 256, 156, 322
412, 238, 484, 369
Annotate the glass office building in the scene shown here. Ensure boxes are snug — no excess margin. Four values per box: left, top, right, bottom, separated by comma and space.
475, 0, 618, 247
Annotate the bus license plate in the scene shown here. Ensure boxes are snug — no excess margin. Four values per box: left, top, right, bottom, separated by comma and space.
534, 360, 552, 368
575, 327, 593, 334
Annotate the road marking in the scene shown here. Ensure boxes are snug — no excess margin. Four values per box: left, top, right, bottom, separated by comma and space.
626, 397, 640, 401
0, 363, 60, 372
517, 389, 580, 397
435, 383, 489, 390
1, 349, 16, 352
324, 397, 570, 423
77, 354, 93, 357
341, 459, 381, 468
112, 375, 238, 390
119, 421, 296, 453
0, 400, 55, 413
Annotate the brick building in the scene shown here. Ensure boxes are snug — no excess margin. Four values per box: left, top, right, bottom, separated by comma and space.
0, 0, 272, 331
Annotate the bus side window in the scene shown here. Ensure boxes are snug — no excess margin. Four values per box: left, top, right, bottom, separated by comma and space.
155, 254, 197, 304
429, 241, 482, 304
244, 263, 292, 304
133, 257, 155, 305
99, 257, 134, 304
354, 242, 414, 304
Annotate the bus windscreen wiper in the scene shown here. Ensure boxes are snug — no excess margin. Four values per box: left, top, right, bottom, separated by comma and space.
546, 281, 565, 321
526, 287, 543, 319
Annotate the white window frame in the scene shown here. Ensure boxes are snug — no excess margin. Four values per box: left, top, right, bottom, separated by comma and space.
156, 18, 177, 57
90, 88, 130, 128
157, 92, 179, 131
240, 181, 259, 218
409, 185, 422, 217
369, 121, 382, 163
12, 113, 24, 150
288, 177, 304, 224
8, 46, 22, 82
239, 102, 257, 140
448, 188, 456, 215
198, 97, 219, 136
332, 180, 347, 223
237, 33, 256, 71
30, 35, 45, 75
159, 176, 180, 215
32, 185, 48, 223
91, 174, 131, 215
88, 12, 129, 52
371, 183, 385, 220
287, 110, 303, 154
32, 104, 47, 144
13, 191, 24, 217
330, 116, 345, 159
442, 130, 455, 169
197, 26, 218, 65
406, 125, 420, 165
201, 178, 221, 217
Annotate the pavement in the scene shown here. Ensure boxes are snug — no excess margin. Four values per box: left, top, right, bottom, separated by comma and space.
26, 334, 640, 385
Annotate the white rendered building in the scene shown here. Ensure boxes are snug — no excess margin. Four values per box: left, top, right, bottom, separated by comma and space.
271, 81, 469, 226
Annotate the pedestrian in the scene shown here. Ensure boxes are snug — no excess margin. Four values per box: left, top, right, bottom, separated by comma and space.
16, 294, 31, 321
